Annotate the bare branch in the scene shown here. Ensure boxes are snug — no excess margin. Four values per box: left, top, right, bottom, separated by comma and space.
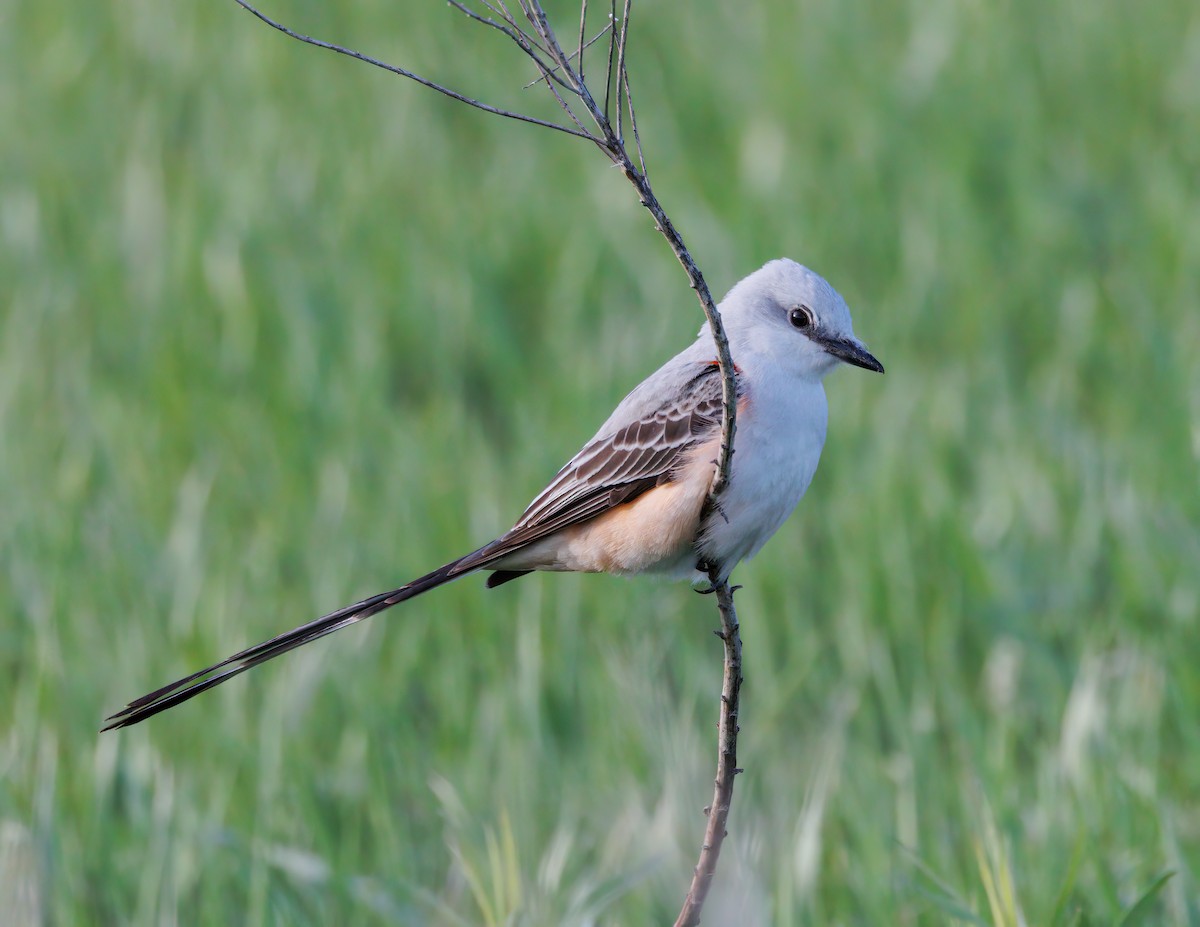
231, 0, 597, 141
524, 2, 569, 79
489, 0, 528, 36
448, 1, 563, 81
603, 0, 617, 122
615, 0, 632, 146
520, 50, 594, 138
228, 3, 744, 921
522, 22, 612, 90
515, 0, 542, 42
621, 49, 647, 176
674, 573, 743, 927
448, 1, 544, 57
577, 0, 588, 84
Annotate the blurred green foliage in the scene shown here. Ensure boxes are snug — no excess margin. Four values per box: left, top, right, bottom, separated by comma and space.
2, 0, 1199, 923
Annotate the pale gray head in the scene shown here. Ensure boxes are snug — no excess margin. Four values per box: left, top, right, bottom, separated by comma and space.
706, 258, 883, 379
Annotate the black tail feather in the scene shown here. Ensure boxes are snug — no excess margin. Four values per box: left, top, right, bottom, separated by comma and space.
102, 555, 475, 731
485, 569, 532, 588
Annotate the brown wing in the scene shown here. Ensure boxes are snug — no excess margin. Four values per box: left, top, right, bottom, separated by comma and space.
451, 362, 729, 575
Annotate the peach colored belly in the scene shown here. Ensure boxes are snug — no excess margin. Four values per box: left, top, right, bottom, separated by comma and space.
492, 435, 718, 576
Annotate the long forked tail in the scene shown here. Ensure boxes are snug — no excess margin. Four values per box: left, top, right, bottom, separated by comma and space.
102, 551, 487, 731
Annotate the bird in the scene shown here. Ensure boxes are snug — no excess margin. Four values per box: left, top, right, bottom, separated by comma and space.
102, 258, 882, 730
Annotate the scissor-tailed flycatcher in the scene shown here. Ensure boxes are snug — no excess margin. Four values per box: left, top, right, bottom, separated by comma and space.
103, 258, 882, 730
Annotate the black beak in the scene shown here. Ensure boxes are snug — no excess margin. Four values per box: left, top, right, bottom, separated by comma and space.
821, 335, 884, 373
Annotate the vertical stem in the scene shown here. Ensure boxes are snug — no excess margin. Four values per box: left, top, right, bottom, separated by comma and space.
674, 575, 742, 927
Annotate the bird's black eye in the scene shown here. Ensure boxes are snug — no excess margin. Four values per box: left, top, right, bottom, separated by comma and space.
788, 305, 814, 330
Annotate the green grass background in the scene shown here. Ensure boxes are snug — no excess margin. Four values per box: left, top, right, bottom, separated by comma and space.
3, 0, 1199, 923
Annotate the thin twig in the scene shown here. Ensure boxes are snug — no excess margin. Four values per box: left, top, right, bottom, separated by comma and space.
451, 0, 595, 136
614, 0, 630, 145
525, 2, 569, 79
616, 0, 644, 175
448, 1, 578, 95
447, 1, 551, 66
674, 573, 742, 927
476, 0, 513, 23
521, 22, 612, 90
576, 0, 588, 85
603, 0, 617, 122
529, 56, 592, 136
231, 0, 596, 140
622, 60, 647, 177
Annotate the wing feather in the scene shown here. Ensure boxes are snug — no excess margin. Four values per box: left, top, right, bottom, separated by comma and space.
452, 362, 732, 574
